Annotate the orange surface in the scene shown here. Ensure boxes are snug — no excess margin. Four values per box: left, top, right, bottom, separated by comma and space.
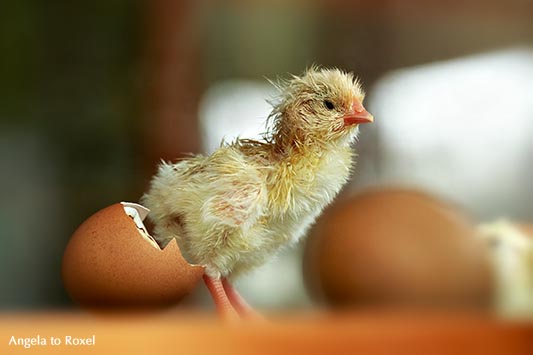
1, 311, 532, 355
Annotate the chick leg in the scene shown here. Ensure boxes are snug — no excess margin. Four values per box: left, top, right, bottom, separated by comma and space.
203, 275, 238, 320
222, 278, 263, 320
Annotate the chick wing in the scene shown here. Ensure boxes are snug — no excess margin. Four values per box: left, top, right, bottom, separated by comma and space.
200, 146, 267, 230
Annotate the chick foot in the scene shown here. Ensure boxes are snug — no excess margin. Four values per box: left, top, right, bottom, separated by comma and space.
222, 278, 264, 321
203, 275, 239, 321
203, 275, 263, 321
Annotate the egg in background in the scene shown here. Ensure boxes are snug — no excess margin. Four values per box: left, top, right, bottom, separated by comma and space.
304, 189, 494, 311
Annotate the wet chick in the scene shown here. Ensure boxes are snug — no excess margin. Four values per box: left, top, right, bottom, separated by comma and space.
141, 67, 373, 318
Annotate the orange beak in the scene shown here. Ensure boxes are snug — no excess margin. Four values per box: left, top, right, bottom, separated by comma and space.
343, 100, 374, 126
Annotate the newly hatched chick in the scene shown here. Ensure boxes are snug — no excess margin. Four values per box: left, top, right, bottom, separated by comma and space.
141, 67, 373, 318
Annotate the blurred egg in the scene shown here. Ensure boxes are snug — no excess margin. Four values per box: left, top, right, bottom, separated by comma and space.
62, 202, 204, 309
304, 189, 493, 310
518, 224, 533, 237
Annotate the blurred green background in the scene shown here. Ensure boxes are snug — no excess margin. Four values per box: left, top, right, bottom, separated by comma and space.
0, 0, 532, 310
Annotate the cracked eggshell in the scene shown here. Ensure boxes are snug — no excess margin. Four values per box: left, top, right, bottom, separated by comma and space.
62, 202, 204, 308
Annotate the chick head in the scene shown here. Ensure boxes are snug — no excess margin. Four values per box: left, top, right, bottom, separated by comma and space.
270, 67, 373, 147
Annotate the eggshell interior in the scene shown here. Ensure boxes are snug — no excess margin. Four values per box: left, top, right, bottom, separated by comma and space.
62, 203, 204, 308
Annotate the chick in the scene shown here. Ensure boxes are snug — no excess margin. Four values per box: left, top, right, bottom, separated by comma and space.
141, 67, 373, 318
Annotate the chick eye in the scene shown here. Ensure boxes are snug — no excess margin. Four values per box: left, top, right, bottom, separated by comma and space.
323, 100, 335, 110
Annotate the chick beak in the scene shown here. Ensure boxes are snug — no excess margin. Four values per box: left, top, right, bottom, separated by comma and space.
343, 100, 374, 126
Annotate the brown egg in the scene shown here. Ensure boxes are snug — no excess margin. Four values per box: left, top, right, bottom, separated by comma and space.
518, 224, 533, 238
304, 188, 493, 310
62, 202, 204, 308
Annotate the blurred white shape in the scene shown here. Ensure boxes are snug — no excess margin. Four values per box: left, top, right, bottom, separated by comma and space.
478, 220, 533, 317
199, 80, 312, 309
367, 47, 533, 220
199, 80, 276, 154
237, 248, 312, 310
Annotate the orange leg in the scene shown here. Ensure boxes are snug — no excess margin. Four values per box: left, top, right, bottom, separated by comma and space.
222, 278, 263, 320
202, 275, 238, 321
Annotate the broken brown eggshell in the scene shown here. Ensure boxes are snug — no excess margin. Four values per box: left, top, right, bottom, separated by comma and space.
62, 202, 204, 309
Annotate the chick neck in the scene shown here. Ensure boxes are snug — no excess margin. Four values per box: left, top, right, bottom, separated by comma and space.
270, 124, 356, 162
262, 121, 356, 216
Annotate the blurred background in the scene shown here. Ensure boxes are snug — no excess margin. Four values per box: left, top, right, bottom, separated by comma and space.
0, 0, 531, 316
